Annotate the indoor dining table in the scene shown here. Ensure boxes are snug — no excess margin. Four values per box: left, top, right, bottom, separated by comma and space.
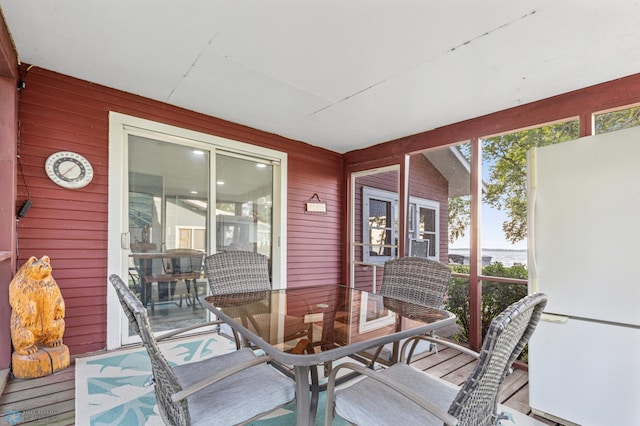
203, 284, 456, 426
130, 251, 204, 310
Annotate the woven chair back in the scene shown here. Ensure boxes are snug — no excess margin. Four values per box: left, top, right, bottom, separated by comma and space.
380, 257, 450, 308
448, 292, 547, 426
204, 251, 271, 295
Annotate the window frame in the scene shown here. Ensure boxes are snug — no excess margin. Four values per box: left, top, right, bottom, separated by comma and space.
362, 187, 397, 264
408, 197, 440, 259
362, 186, 439, 264
175, 225, 206, 250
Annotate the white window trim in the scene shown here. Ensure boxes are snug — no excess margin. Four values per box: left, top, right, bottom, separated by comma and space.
358, 292, 396, 333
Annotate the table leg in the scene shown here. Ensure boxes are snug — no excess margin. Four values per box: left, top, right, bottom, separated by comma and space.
141, 278, 153, 312
140, 278, 147, 307
294, 365, 312, 426
310, 365, 319, 420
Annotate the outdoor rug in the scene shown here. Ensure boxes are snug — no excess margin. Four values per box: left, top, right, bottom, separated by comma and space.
75, 334, 542, 425
75, 334, 343, 426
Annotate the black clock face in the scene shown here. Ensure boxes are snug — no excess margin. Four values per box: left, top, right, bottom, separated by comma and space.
45, 151, 94, 189
53, 158, 86, 182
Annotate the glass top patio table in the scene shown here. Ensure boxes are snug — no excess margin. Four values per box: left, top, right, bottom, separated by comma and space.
203, 284, 456, 426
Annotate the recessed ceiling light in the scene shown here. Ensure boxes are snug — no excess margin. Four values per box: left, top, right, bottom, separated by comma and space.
193, 150, 205, 155
216, 181, 224, 185
256, 163, 267, 168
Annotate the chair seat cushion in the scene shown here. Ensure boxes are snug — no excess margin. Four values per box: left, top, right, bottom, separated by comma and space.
173, 348, 295, 425
334, 363, 459, 425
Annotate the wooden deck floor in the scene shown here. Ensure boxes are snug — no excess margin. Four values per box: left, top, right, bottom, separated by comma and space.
0, 363, 75, 425
0, 343, 558, 425
410, 345, 558, 425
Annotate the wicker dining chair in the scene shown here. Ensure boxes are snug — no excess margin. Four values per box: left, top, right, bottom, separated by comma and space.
204, 250, 272, 295
109, 274, 295, 426
380, 256, 450, 307
364, 256, 451, 366
325, 292, 547, 426
204, 250, 313, 352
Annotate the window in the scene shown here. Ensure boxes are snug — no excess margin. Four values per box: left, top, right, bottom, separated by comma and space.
363, 187, 397, 263
594, 105, 640, 134
409, 198, 439, 258
176, 226, 206, 250
363, 187, 439, 264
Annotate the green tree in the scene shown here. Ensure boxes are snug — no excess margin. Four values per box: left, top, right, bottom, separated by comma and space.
449, 106, 640, 245
482, 121, 579, 243
594, 106, 640, 134
448, 196, 470, 243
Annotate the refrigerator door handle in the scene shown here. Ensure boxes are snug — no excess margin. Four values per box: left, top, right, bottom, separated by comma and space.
527, 148, 539, 292
541, 313, 569, 324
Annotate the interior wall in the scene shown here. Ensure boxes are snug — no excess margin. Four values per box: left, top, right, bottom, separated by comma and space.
15, 66, 343, 355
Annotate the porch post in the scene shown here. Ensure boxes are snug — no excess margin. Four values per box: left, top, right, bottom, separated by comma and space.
398, 154, 410, 257
468, 138, 482, 351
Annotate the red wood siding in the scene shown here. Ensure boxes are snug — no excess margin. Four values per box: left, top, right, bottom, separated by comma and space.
16, 66, 343, 355
287, 156, 343, 288
408, 154, 449, 263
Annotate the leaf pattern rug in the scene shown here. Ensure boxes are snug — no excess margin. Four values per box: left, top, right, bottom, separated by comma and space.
75, 334, 542, 425
75, 334, 236, 425
75, 334, 341, 425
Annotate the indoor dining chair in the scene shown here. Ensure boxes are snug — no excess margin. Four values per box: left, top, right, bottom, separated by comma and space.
326, 292, 547, 426
109, 274, 295, 426
364, 256, 451, 366
163, 248, 206, 309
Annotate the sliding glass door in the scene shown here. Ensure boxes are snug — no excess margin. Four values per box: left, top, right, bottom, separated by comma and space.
214, 153, 273, 260
125, 135, 212, 341
108, 113, 285, 347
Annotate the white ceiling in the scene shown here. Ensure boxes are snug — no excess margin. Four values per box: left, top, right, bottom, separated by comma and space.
2, 1, 640, 154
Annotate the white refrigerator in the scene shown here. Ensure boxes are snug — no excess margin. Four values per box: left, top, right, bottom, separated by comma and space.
527, 125, 640, 426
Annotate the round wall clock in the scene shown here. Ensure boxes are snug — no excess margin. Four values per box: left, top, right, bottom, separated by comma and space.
45, 151, 94, 189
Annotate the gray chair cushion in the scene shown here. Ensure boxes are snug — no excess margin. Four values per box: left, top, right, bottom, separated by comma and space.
328, 293, 548, 426
334, 363, 459, 426
173, 348, 295, 426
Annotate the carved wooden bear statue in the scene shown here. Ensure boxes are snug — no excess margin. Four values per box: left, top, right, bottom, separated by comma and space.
9, 256, 69, 378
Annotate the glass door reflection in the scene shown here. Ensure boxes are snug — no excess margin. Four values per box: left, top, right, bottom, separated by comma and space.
215, 153, 273, 273
127, 135, 210, 339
